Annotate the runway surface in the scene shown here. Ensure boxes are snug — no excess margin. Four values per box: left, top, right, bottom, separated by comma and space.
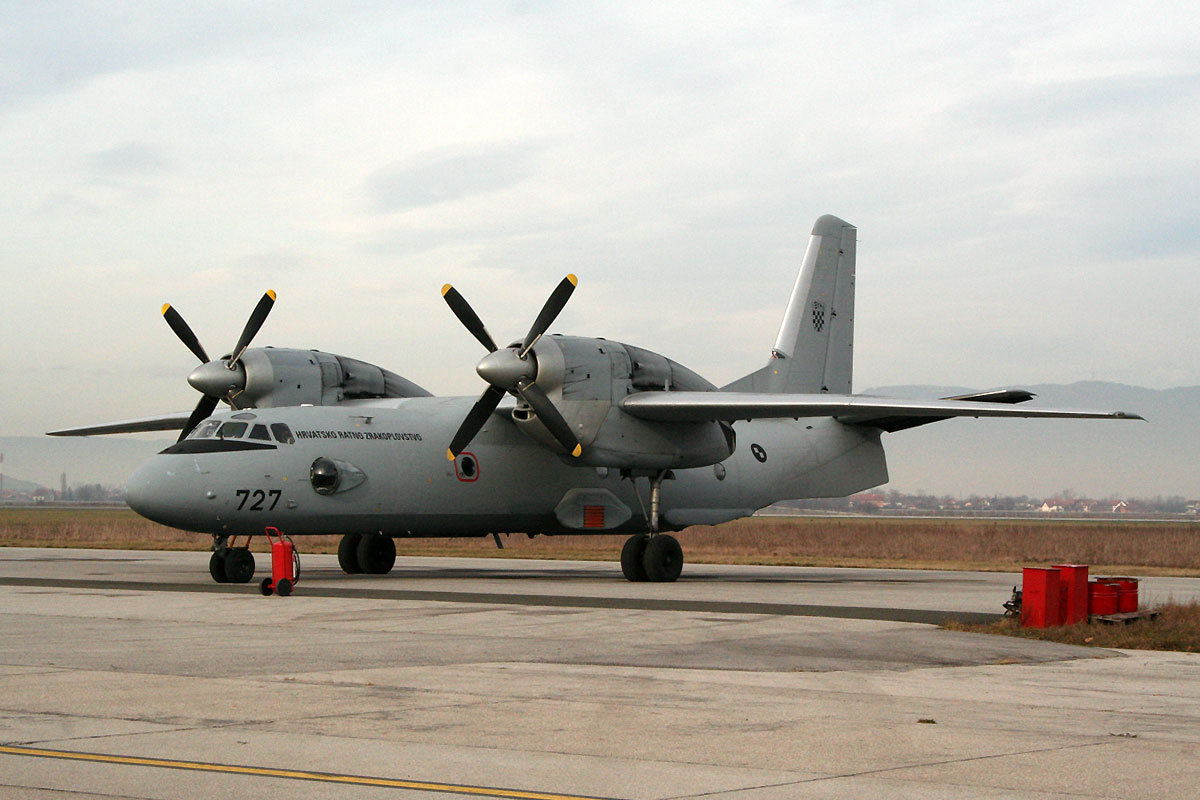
2, 547, 1200, 798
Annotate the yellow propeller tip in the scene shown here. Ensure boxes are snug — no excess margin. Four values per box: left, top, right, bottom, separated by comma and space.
571, 444, 582, 457
161, 304, 171, 315
266, 289, 276, 301
446, 449, 456, 461
566, 274, 578, 287
441, 284, 453, 296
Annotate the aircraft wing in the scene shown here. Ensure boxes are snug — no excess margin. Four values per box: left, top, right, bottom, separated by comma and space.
47, 412, 192, 437
620, 391, 1143, 430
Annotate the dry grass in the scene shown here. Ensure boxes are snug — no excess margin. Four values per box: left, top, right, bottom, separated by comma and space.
946, 602, 1200, 653
2, 509, 1200, 576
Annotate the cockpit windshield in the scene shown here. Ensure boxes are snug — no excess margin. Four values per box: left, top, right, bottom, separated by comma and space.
217, 421, 249, 439
192, 420, 222, 439
187, 419, 294, 444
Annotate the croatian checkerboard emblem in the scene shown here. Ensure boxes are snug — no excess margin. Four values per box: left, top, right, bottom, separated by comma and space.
811, 301, 826, 332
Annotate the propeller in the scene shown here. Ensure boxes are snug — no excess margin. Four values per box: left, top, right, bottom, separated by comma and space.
442, 276, 582, 461
161, 290, 276, 441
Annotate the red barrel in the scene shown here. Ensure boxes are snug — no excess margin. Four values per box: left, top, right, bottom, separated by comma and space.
1087, 580, 1118, 616
1109, 577, 1139, 613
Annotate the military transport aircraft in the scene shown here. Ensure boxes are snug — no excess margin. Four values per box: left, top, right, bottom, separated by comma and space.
50, 215, 1142, 584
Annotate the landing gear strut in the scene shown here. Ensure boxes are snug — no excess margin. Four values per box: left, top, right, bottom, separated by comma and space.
337, 532, 396, 575
620, 470, 683, 583
208, 535, 256, 584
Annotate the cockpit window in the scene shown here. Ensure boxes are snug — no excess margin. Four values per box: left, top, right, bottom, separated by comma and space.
249, 424, 271, 441
191, 420, 221, 439
270, 423, 295, 444
217, 421, 249, 439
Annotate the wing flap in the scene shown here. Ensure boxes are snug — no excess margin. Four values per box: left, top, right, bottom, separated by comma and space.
619, 391, 1143, 426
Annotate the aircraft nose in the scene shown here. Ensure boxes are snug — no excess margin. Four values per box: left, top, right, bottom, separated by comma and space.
124, 460, 158, 520
125, 458, 189, 527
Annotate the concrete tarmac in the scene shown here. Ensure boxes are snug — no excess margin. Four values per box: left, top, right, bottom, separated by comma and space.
2, 547, 1199, 798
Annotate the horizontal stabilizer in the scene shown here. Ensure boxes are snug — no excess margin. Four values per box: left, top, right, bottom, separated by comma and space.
47, 413, 193, 437
620, 391, 1143, 426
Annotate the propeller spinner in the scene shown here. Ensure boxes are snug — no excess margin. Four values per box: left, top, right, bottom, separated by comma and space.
161, 290, 276, 441
442, 276, 582, 461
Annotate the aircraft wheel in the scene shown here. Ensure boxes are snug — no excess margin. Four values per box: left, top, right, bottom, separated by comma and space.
338, 533, 363, 574
260, 578, 273, 596
209, 550, 230, 583
276, 578, 293, 597
642, 534, 683, 583
224, 548, 256, 583
357, 533, 396, 575
620, 534, 649, 582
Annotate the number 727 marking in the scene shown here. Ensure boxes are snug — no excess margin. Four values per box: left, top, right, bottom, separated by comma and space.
235, 489, 282, 511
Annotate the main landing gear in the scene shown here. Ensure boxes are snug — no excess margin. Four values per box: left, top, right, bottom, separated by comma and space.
620, 470, 683, 582
208, 535, 256, 584
336, 532, 397, 575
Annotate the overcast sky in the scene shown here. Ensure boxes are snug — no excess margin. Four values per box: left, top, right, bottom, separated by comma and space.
3, 1, 1198, 437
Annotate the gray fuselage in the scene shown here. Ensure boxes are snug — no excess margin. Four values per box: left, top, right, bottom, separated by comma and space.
125, 398, 889, 538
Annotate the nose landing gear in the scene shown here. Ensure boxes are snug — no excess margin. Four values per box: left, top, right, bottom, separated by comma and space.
208, 535, 256, 583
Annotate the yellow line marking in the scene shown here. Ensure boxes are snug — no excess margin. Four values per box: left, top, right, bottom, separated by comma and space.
0, 745, 613, 800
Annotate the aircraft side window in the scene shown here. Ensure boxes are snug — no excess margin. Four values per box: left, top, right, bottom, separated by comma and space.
193, 420, 221, 439
270, 423, 295, 444
217, 421, 249, 439
249, 424, 271, 441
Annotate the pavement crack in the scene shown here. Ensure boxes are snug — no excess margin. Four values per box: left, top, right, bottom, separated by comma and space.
662, 739, 1122, 799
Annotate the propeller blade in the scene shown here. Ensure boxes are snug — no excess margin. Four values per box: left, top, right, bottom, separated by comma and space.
516, 379, 581, 457
442, 285, 498, 353
162, 304, 210, 364
447, 385, 505, 460
520, 274, 576, 357
228, 290, 276, 367
178, 394, 220, 442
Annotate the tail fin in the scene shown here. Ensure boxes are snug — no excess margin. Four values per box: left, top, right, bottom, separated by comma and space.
723, 215, 856, 394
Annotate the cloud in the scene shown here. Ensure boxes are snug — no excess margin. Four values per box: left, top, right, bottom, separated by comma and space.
362, 143, 544, 214
88, 142, 171, 176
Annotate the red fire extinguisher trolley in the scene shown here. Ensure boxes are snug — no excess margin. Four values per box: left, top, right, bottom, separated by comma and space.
260, 526, 300, 596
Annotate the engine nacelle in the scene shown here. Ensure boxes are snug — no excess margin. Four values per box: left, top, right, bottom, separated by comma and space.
237, 348, 431, 408
515, 335, 734, 470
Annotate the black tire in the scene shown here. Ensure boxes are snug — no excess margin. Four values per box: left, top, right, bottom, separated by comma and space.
276, 578, 292, 597
224, 548, 256, 583
620, 534, 649, 582
259, 577, 273, 596
338, 533, 363, 574
209, 550, 230, 583
357, 533, 396, 575
642, 534, 683, 583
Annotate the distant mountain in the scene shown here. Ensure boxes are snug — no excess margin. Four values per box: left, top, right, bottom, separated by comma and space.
0, 437, 171, 489
0, 473, 46, 494
865, 382, 1199, 498
0, 381, 1193, 497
